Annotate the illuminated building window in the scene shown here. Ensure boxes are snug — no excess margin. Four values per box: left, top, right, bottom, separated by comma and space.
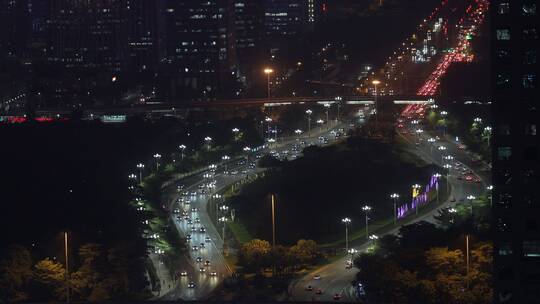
498, 242, 513, 256
497, 48, 511, 63
498, 192, 512, 208
496, 217, 512, 232
523, 3, 537, 15
523, 50, 537, 65
496, 73, 511, 88
523, 241, 540, 257
522, 74, 537, 89
498, 146, 512, 160
522, 28, 538, 40
525, 124, 537, 136
498, 2, 510, 14
497, 29, 511, 40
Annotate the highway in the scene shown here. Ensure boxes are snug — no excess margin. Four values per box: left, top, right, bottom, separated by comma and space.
157, 110, 368, 300
288, 115, 490, 302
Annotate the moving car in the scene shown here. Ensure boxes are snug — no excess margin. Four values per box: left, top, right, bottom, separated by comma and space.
180, 271, 187, 276
196, 257, 203, 263
204, 260, 211, 266
188, 282, 195, 288
199, 267, 206, 273
313, 274, 321, 280
192, 245, 198, 251
315, 288, 323, 295
333, 293, 342, 300
210, 271, 217, 277
205, 236, 211, 242
305, 285, 313, 291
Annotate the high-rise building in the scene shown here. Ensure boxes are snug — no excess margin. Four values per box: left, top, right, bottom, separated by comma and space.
234, 1, 264, 55
47, 0, 129, 71
0, 0, 31, 59
126, 0, 164, 71
161, 0, 238, 100
491, 1, 539, 303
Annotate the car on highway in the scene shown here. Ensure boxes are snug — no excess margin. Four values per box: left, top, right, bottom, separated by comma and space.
333, 293, 342, 300
194, 218, 201, 223
196, 257, 203, 263
204, 260, 211, 266
200, 227, 206, 233
315, 288, 323, 295
180, 271, 187, 276
186, 234, 191, 241
210, 271, 217, 277
205, 236, 211, 242
199, 242, 205, 249
191, 207, 198, 212
191, 227, 197, 232
188, 282, 195, 288
199, 267, 206, 273
305, 285, 313, 291
192, 245, 198, 251
313, 274, 321, 280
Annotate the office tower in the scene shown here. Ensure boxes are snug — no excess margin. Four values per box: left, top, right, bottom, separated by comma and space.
47, 0, 129, 71
162, 0, 238, 100
491, 1, 539, 303
234, 1, 264, 56
126, 0, 164, 71
0, 0, 31, 59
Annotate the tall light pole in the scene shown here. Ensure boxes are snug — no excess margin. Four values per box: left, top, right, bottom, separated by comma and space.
153, 153, 161, 171
335, 96, 342, 123
294, 129, 303, 140
440, 111, 448, 136
444, 164, 452, 194
390, 193, 399, 225
362, 205, 371, 239
64, 232, 70, 303
264, 68, 274, 102
483, 126, 492, 147
487, 185, 493, 206
222, 155, 230, 173
204, 137, 212, 152
179, 144, 186, 160
306, 109, 313, 135
232, 128, 240, 141
465, 234, 470, 289
219, 216, 228, 255
348, 248, 358, 264
412, 184, 421, 215
324, 103, 331, 129
271, 194, 276, 249
467, 195, 476, 218
342, 217, 351, 253
438, 145, 446, 164
372, 80, 381, 127
137, 163, 144, 184
427, 137, 436, 157
265, 117, 272, 141
434, 173, 442, 204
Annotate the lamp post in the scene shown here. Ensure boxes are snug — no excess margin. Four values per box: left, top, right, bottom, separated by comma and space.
222, 155, 230, 173
412, 184, 421, 215
324, 103, 331, 129
390, 193, 399, 225
219, 216, 228, 254
204, 137, 212, 152
153, 153, 161, 171
335, 97, 342, 123
348, 248, 358, 264
467, 195, 476, 218
440, 111, 448, 136
427, 137, 436, 157
483, 126, 492, 146
306, 109, 313, 135
271, 194, 276, 249
264, 68, 274, 102
443, 164, 452, 194
342, 217, 351, 253
265, 117, 272, 141
487, 185, 493, 206
179, 144, 186, 160
136, 163, 144, 184
64, 232, 70, 303
294, 129, 303, 140
372, 80, 381, 127
212, 194, 222, 224
368, 234, 378, 244
232, 128, 240, 141
438, 145, 446, 164
434, 173, 442, 204
466, 234, 470, 289
362, 205, 371, 239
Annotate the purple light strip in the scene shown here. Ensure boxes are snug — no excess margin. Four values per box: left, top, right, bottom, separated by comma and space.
397, 176, 439, 219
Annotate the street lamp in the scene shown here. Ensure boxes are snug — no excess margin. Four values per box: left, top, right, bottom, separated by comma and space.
362, 205, 371, 239
306, 109, 313, 135
335, 96, 342, 122
368, 234, 378, 243
153, 153, 161, 171
342, 217, 352, 253
427, 137, 436, 157
433, 173, 442, 204
179, 144, 187, 160
204, 137, 212, 151
324, 103, 331, 129
348, 248, 358, 264
232, 128, 240, 141
294, 129, 303, 140
222, 155, 230, 173
264, 68, 274, 102
390, 193, 400, 225
372, 80, 381, 126
483, 126, 492, 146
443, 164, 452, 194
219, 216, 228, 253
412, 184, 421, 215
486, 185, 493, 206
265, 117, 272, 141
136, 163, 144, 184
467, 195, 476, 218
438, 146, 446, 164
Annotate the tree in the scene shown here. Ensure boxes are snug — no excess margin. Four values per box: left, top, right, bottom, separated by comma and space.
33, 258, 66, 301
238, 239, 271, 273
289, 239, 319, 266
0, 245, 33, 302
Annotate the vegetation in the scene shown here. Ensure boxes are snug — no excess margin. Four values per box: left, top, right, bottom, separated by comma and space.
353, 196, 492, 304
229, 136, 439, 244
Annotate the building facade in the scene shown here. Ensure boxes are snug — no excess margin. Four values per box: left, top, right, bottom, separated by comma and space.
492, 1, 539, 303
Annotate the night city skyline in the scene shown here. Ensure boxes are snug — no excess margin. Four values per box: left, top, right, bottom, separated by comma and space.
0, 0, 538, 303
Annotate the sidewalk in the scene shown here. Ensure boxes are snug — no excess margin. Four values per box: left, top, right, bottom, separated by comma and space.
149, 253, 176, 299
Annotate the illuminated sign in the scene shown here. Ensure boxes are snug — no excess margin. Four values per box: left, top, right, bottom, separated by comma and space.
101, 115, 126, 123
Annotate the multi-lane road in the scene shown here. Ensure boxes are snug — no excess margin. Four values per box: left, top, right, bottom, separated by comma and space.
156, 110, 368, 300
288, 116, 490, 302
